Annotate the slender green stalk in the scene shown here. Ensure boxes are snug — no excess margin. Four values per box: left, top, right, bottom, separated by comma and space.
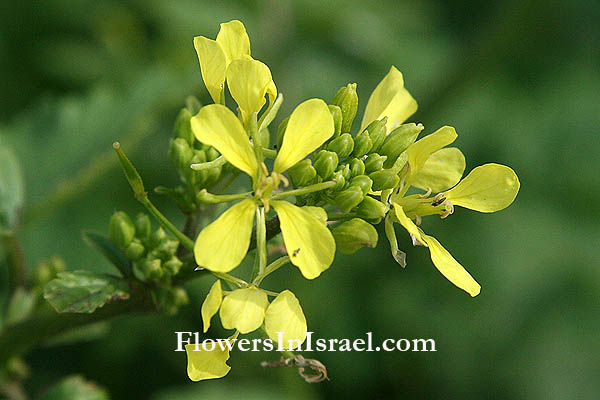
138, 197, 194, 251
271, 181, 337, 199
190, 155, 227, 171
197, 189, 252, 204
212, 272, 247, 288
253, 256, 290, 286
249, 113, 263, 166
253, 206, 267, 281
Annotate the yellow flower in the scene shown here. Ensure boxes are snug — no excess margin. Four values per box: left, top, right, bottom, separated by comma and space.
191, 98, 336, 279
360, 66, 418, 132
185, 341, 231, 381
388, 127, 520, 296
201, 280, 222, 333
194, 20, 276, 122
264, 290, 308, 349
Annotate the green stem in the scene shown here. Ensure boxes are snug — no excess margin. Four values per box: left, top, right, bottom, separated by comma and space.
190, 155, 227, 171
249, 113, 263, 166
271, 180, 337, 199
253, 256, 290, 286
197, 189, 252, 204
251, 205, 267, 282
212, 272, 247, 288
139, 197, 194, 251
1, 231, 26, 299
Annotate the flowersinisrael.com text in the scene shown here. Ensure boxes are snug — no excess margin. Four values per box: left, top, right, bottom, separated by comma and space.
175, 332, 436, 353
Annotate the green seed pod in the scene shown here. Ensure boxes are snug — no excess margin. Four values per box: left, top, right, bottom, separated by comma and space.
331, 83, 358, 132
326, 133, 354, 159
163, 257, 183, 275
352, 131, 373, 158
276, 116, 290, 150
289, 159, 317, 187
349, 175, 373, 195
379, 123, 423, 168
334, 185, 364, 213
148, 228, 167, 249
369, 169, 400, 191
134, 213, 151, 238
314, 150, 339, 179
172, 108, 194, 145
364, 117, 388, 153
364, 153, 387, 174
108, 211, 135, 249
169, 138, 193, 174
125, 239, 145, 260
356, 196, 388, 220
332, 218, 379, 254
328, 105, 343, 140
349, 158, 365, 177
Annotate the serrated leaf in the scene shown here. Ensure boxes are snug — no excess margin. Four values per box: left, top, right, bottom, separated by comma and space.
43, 270, 129, 313
0, 142, 24, 231
41, 375, 109, 400
82, 231, 132, 277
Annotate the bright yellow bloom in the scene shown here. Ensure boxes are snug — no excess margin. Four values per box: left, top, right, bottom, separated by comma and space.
264, 290, 307, 348
185, 342, 231, 381
191, 98, 336, 279
389, 127, 520, 296
219, 286, 269, 333
201, 280, 222, 333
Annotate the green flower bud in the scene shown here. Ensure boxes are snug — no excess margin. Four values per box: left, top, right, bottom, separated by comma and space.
163, 257, 183, 275
332, 218, 379, 254
172, 108, 194, 145
204, 148, 222, 185
134, 213, 151, 238
349, 175, 373, 195
157, 239, 179, 259
276, 116, 290, 150
148, 228, 167, 249
337, 163, 352, 181
349, 158, 365, 177
364, 117, 388, 153
135, 257, 162, 282
33, 263, 53, 288
288, 159, 317, 187
331, 83, 358, 132
185, 95, 202, 114
172, 287, 190, 306
328, 105, 343, 140
49, 256, 66, 274
326, 133, 354, 159
189, 150, 208, 186
352, 131, 373, 158
109, 211, 135, 249
332, 170, 346, 191
356, 196, 388, 220
379, 123, 423, 168
369, 169, 400, 191
125, 239, 145, 260
364, 153, 387, 173
169, 138, 193, 175
205, 147, 220, 162
314, 150, 339, 179
334, 185, 364, 213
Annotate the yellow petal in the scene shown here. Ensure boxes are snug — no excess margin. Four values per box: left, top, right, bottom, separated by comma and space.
201, 280, 222, 333
302, 206, 328, 225
393, 204, 426, 245
273, 99, 334, 173
411, 147, 466, 192
264, 290, 307, 349
190, 104, 258, 178
266, 79, 278, 107
194, 199, 255, 272
185, 342, 231, 381
226, 59, 273, 123
407, 126, 457, 178
444, 163, 520, 212
271, 201, 335, 279
216, 20, 251, 65
360, 66, 418, 132
193, 36, 226, 104
219, 287, 269, 334
422, 234, 481, 297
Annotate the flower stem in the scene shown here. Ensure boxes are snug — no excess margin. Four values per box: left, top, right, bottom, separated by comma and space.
253, 256, 290, 286
190, 155, 227, 171
271, 180, 337, 199
197, 189, 252, 204
251, 205, 267, 282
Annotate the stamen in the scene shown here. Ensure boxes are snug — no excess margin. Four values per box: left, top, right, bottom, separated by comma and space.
418, 187, 432, 198
431, 193, 446, 207
415, 214, 422, 226
440, 200, 454, 219
261, 162, 269, 177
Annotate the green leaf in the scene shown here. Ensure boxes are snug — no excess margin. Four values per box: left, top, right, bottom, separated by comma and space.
0, 142, 24, 231
43, 270, 129, 313
41, 375, 109, 400
5, 287, 36, 326
82, 231, 132, 277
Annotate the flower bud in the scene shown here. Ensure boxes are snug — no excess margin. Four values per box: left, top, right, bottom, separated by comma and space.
332, 218, 378, 254
352, 131, 373, 158
189, 150, 208, 186
204, 148, 222, 185
364, 117, 388, 153
109, 211, 135, 249
349, 158, 365, 177
125, 239, 145, 260
330, 83, 358, 132
326, 133, 354, 159
364, 153, 387, 173
172, 287, 190, 306
169, 138, 194, 175
276, 116, 290, 150
163, 256, 183, 275
172, 108, 194, 145
328, 105, 343, 140
379, 123, 423, 168
314, 150, 339, 179
205, 147, 220, 162
331, 170, 346, 191
337, 164, 352, 181
356, 196, 388, 220
334, 186, 364, 213
157, 239, 179, 259
369, 169, 400, 191
349, 175, 373, 195
134, 213, 151, 238
148, 228, 167, 249
288, 159, 317, 187
185, 95, 202, 114
135, 257, 163, 282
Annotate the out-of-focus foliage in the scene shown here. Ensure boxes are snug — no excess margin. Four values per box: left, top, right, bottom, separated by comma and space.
0, 0, 598, 399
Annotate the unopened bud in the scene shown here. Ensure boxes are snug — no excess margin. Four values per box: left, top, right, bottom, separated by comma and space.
328, 105, 343, 140
288, 159, 317, 187
163, 257, 183, 275
380, 123, 423, 168
173, 108, 194, 145
332, 218, 379, 254
125, 239, 145, 260
352, 131, 373, 158
364, 117, 388, 153
364, 153, 387, 173
349, 175, 373, 195
331, 170, 346, 191
314, 150, 339, 179
334, 186, 364, 213
109, 211, 135, 249
356, 196, 388, 219
134, 213, 151, 238
331, 83, 358, 132
326, 133, 354, 159
185, 95, 202, 114
349, 158, 365, 177
169, 138, 193, 174
369, 169, 400, 191
136, 258, 162, 281
149, 228, 167, 249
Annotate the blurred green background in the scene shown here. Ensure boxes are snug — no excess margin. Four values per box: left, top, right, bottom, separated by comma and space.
1, 0, 599, 398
